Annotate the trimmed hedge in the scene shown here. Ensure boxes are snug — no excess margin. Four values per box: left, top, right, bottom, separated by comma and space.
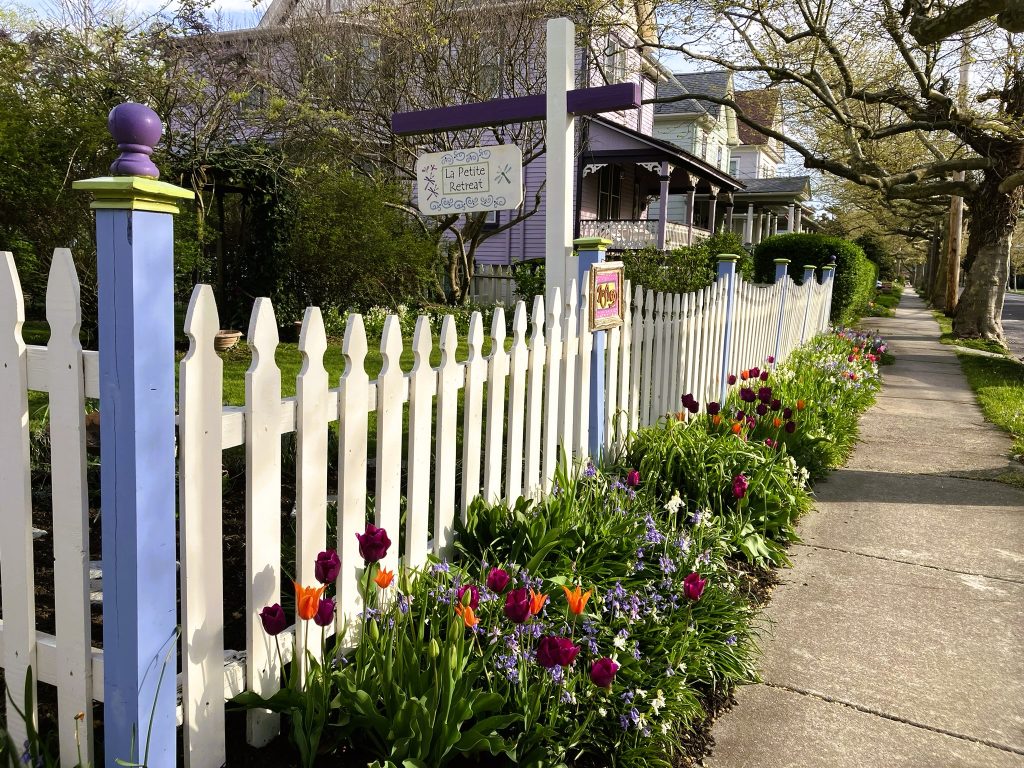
752, 233, 876, 325
621, 231, 753, 296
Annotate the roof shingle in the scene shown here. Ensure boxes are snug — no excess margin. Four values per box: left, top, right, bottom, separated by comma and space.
655, 70, 732, 121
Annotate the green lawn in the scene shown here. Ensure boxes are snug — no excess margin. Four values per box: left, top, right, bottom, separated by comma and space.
957, 353, 1024, 457
931, 310, 1009, 356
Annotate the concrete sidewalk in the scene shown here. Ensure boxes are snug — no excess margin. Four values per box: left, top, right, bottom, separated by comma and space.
705, 291, 1024, 768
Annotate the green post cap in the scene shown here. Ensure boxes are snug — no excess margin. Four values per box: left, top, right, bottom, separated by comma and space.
773, 258, 791, 264
573, 236, 613, 251
803, 264, 818, 270
821, 263, 836, 270
73, 176, 194, 214
716, 253, 741, 261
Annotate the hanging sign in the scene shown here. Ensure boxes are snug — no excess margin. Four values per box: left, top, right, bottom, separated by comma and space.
416, 145, 524, 215
589, 261, 624, 331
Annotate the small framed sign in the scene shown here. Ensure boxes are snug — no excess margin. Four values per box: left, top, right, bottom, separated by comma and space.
589, 261, 624, 331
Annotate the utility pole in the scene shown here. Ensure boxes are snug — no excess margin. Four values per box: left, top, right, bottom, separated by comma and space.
945, 39, 970, 315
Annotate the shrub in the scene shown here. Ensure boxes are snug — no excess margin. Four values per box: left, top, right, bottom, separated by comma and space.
752, 233, 876, 325
621, 231, 753, 297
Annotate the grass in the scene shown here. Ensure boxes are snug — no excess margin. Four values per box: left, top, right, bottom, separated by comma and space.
957, 353, 1024, 457
930, 310, 1010, 356
865, 284, 903, 317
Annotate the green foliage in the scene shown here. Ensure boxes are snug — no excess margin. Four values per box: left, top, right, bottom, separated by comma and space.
957, 353, 1024, 456
854, 232, 897, 281
288, 171, 437, 317
512, 261, 546, 304
621, 231, 753, 296
753, 233, 876, 325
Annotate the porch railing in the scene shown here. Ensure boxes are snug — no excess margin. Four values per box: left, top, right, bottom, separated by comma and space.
579, 220, 711, 250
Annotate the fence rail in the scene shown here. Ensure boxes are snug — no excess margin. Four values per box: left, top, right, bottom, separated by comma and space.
470, 263, 518, 306
0, 249, 832, 765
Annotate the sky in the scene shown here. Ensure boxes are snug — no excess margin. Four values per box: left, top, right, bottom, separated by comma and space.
4, 0, 266, 29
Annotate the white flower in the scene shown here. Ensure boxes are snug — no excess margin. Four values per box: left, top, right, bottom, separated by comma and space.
651, 690, 666, 714
661, 722, 671, 734
664, 491, 683, 514
635, 688, 647, 700
613, 635, 628, 650
598, 707, 608, 717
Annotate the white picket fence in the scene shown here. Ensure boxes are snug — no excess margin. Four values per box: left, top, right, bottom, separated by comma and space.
469, 263, 518, 306
0, 249, 832, 766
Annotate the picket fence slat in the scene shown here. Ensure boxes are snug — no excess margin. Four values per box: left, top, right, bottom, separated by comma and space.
615, 282, 632, 449
461, 314, 486, 518
640, 289, 655, 426
542, 287, 562, 492
338, 316, 369, 636
43, 250, 95, 766
406, 318, 435, 569
604, 322, 620, 456
179, 285, 226, 766
0, 252, 38, 749
628, 287, 643, 434
376, 317, 404, 578
574, 279, 592, 457
523, 296, 546, 496
484, 309, 509, 503
433, 317, 460, 555
296, 308, 329, 671
559, 283, 578, 459
505, 303, 529, 500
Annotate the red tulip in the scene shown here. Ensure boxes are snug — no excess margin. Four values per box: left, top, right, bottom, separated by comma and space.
683, 572, 707, 601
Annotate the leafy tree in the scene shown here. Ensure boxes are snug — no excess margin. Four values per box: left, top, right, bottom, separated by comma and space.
639, 0, 1024, 341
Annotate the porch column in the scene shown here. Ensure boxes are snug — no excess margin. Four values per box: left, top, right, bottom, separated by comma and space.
725, 204, 734, 234
656, 160, 670, 251
770, 212, 778, 237
787, 203, 795, 233
707, 195, 718, 236
795, 207, 803, 233
744, 203, 754, 245
754, 213, 764, 244
686, 188, 696, 245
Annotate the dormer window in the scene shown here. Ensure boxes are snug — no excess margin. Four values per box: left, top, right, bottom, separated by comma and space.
603, 35, 627, 84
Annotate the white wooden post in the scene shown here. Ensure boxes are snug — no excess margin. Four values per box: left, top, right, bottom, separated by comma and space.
656, 162, 670, 251
787, 204, 795, 233
546, 18, 575, 297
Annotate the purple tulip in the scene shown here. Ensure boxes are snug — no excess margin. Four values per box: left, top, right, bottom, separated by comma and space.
706, 401, 721, 416
682, 572, 707, 601
732, 474, 749, 499
536, 635, 580, 668
356, 523, 391, 564
785, 420, 796, 434
313, 597, 335, 627
486, 568, 511, 593
783, 407, 793, 420
764, 438, 775, 448
749, 367, 761, 378
315, 549, 341, 584
756, 402, 768, 416
728, 374, 737, 385
504, 588, 532, 623
260, 604, 287, 636
740, 388, 756, 403
590, 657, 619, 688
766, 355, 775, 364
626, 469, 641, 487
457, 584, 480, 610
757, 386, 773, 404
770, 398, 782, 411
759, 370, 770, 381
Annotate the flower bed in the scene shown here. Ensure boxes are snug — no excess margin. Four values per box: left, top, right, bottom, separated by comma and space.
225, 329, 887, 768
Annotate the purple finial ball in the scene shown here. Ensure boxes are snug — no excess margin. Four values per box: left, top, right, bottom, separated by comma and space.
107, 102, 162, 179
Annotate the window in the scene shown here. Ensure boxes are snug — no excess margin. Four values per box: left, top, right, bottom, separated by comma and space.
484, 210, 499, 227
729, 157, 739, 177
701, 132, 708, 160
717, 146, 724, 169
597, 165, 621, 220
603, 36, 628, 84
479, 51, 504, 98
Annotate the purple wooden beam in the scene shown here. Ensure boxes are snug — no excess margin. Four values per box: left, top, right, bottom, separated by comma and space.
391, 82, 641, 136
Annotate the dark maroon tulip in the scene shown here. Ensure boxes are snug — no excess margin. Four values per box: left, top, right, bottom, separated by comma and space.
756, 403, 768, 416
766, 355, 775, 364
504, 588, 531, 623
757, 386, 773, 403
356, 523, 391, 564
626, 469, 640, 487
536, 635, 580, 668
457, 584, 480, 610
486, 568, 511, 593
315, 549, 341, 584
313, 597, 335, 627
783, 407, 793, 420
750, 367, 761, 378
770, 398, 782, 411
764, 438, 775, 448
759, 370, 770, 381
736, 409, 745, 420
746, 417, 757, 429
727, 374, 737, 385
260, 604, 287, 636
740, 388, 756, 403
706, 401, 721, 416
682, 572, 707, 601
590, 657, 619, 689
732, 473, 749, 499
785, 420, 797, 434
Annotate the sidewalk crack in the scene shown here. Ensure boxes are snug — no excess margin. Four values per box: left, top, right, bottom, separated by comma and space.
792, 543, 1024, 585
762, 681, 1024, 756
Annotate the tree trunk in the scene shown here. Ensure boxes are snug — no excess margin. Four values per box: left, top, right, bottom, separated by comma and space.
930, 215, 949, 311
953, 174, 1023, 340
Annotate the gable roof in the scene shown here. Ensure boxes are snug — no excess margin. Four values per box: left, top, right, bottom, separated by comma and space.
654, 70, 731, 121
732, 176, 811, 202
734, 89, 780, 146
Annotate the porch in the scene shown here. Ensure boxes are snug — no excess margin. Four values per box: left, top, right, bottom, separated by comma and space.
578, 219, 713, 250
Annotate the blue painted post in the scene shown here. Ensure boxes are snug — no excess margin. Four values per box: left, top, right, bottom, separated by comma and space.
716, 253, 740, 403
574, 236, 611, 458
799, 264, 817, 344
772, 258, 790, 367
820, 257, 837, 330
74, 104, 193, 767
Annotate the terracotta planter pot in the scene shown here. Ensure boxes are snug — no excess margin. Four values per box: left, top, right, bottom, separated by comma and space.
214, 329, 242, 352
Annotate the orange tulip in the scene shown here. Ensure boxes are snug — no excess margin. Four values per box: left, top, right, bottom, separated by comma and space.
740, 370, 750, 381
773, 417, 782, 428
731, 422, 742, 434
796, 399, 806, 411
562, 585, 592, 615
674, 411, 686, 421
529, 588, 548, 616
293, 581, 326, 621
712, 414, 722, 426
454, 603, 479, 628
374, 567, 394, 589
